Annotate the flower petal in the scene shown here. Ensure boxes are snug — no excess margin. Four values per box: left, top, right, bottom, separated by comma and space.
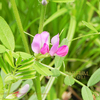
49, 34, 59, 56
56, 45, 68, 57
31, 34, 41, 53
17, 84, 29, 98
41, 31, 49, 46
51, 34, 59, 45
40, 43, 49, 54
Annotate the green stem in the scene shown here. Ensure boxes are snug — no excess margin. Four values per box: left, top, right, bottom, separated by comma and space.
69, 33, 100, 42
10, 0, 30, 53
67, 16, 76, 48
33, 72, 42, 100
7, 83, 12, 95
74, 79, 85, 87
38, 5, 46, 33
42, 77, 55, 100
33, 3, 47, 100
56, 65, 65, 98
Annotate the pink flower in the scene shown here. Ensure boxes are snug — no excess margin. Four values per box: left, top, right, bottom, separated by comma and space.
14, 84, 29, 98
31, 31, 49, 54
31, 31, 68, 57
56, 45, 69, 57
49, 34, 68, 57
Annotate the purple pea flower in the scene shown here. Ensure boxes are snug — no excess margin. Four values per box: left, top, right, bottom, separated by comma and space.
31, 31, 49, 54
15, 84, 29, 98
49, 34, 68, 57
31, 31, 68, 57
6, 84, 29, 99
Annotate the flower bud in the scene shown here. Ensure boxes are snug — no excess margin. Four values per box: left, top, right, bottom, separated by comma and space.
56, 45, 69, 57
42, 0, 47, 5
6, 94, 16, 99
16, 84, 29, 98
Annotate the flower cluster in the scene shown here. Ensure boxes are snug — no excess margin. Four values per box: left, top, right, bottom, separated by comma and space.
31, 31, 68, 57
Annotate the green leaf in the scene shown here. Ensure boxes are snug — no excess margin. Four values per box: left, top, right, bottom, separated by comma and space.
0, 16, 15, 51
16, 52, 32, 59
10, 80, 22, 93
33, 61, 53, 76
20, 57, 34, 65
17, 70, 36, 76
1, 70, 6, 85
82, 21, 98, 33
29, 94, 37, 100
87, 68, 100, 87
81, 86, 93, 100
51, 0, 75, 3
12, 52, 19, 59
0, 76, 4, 99
43, 8, 67, 27
17, 66, 36, 80
51, 69, 60, 77
64, 75, 75, 86
47, 86, 56, 100
18, 62, 34, 70
20, 75, 36, 80
3, 51, 14, 68
17, 68, 35, 73
16, 56, 22, 66
0, 45, 6, 53
55, 38, 68, 68
0, 57, 8, 74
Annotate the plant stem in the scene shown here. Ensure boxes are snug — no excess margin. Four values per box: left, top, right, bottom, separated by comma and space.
67, 16, 76, 48
33, 72, 42, 100
10, 0, 30, 53
38, 5, 46, 33
42, 77, 55, 100
7, 83, 12, 95
69, 33, 100, 42
57, 65, 65, 98
33, 3, 47, 100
